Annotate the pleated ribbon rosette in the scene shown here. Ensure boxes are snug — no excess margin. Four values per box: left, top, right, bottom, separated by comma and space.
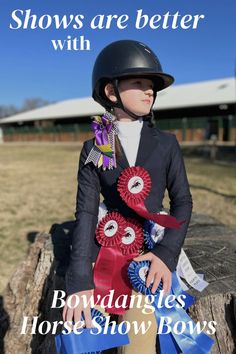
93, 212, 143, 315
117, 166, 184, 229
143, 218, 166, 249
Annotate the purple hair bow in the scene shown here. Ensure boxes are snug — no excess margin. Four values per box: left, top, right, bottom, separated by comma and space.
85, 113, 117, 170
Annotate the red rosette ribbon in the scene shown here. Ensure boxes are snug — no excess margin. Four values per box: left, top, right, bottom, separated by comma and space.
96, 212, 126, 247
94, 213, 143, 315
119, 218, 143, 256
117, 166, 184, 229
117, 166, 151, 204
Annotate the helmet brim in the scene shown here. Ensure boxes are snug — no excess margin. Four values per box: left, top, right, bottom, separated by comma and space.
115, 71, 174, 92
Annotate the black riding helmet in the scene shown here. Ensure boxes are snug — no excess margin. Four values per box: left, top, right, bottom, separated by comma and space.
92, 40, 174, 119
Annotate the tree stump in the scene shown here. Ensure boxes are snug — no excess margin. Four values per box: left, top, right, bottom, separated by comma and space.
0, 214, 236, 354
185, 214, 236, 354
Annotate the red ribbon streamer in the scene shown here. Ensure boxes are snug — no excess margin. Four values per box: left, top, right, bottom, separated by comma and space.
94, 247, 135, 315
126, 201, 184, 229
117, 166, 184, 229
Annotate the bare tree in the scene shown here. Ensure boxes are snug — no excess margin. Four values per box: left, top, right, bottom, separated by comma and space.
0, 105, 18, 118
21, 98, 51, 112
0, 98, 52, 119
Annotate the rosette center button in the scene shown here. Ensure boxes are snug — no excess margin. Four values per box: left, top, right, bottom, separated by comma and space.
122, 227, 136, 245
128, 176, 144, 194
138, 266, 149, 283
104, 220, 118, 237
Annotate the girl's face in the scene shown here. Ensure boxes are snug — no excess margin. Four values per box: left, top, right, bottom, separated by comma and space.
118, 78, 154, 117
104, 77, 154, 120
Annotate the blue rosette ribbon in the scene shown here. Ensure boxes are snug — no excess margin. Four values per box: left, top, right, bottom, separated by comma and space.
128, 261, 214, 354
143, 219, 165, 250
55, 308, 129, 354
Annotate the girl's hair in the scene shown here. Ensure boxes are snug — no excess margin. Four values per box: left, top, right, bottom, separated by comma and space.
104, 76, 155, 160
115, 135, 122, 160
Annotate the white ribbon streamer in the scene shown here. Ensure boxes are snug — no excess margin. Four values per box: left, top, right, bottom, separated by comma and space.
177, 249, 209, 292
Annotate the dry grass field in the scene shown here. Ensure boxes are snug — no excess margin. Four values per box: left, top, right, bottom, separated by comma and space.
0, 143, 236, 294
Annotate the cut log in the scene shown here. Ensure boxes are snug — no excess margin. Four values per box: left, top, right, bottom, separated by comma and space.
0, 214, 236, 353
185, 214, 236, 354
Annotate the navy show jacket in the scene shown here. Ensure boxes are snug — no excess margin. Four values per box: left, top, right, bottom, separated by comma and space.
66, 120, 193, 295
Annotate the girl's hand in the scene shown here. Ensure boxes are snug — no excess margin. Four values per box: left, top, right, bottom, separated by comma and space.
62, 290, 93, 328
133, 253, 171, 294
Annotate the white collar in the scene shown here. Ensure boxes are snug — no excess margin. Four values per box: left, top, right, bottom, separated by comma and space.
116, 118, 143, 138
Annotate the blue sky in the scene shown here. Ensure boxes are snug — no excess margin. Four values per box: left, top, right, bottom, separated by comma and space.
0, 0, 235, 107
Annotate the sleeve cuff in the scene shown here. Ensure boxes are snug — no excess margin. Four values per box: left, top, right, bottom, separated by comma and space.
150, 244, 178, 272
65, 258, 95, 295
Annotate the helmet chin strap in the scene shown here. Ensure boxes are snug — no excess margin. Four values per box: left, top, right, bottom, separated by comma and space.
112, 79, 157, 120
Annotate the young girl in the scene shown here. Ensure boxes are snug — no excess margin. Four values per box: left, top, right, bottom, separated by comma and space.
63, 40, 193, 354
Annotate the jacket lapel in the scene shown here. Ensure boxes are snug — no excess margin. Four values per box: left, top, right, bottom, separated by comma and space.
116, 120, 159, 169
135, 121, 159, 167
116, 141, 130, 169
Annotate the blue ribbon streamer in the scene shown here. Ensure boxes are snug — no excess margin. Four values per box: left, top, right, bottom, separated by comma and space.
171, 271, 195, 310
128, 261, 214, 354
55, 308, 129, 354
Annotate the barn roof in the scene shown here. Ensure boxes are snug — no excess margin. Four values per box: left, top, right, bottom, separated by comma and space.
0, 77, 235, 124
